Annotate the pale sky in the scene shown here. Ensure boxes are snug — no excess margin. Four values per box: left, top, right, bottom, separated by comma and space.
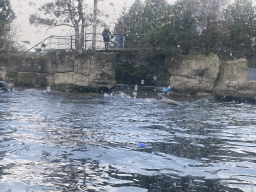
10, 0, 175, 51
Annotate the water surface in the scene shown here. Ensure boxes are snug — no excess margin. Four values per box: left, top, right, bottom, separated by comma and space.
0, 89, 256, 191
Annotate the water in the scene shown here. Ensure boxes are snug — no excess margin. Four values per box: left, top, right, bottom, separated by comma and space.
0, 89, 256, 191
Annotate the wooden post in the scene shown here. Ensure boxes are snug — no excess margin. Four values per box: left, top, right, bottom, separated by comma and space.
92, 0, 97, 51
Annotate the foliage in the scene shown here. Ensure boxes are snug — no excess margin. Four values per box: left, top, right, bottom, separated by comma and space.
30, 0, 92, 49
148, 25, 181, 56
115, 62, 170, 86
123, 0, 144, 34
148, 0, 198, 56
225, 0, 256, 52
0, 0, 15, 53
117, 0, 171, 48
121, 0, 256, 59
122, 0, 170, 35
142, 0, 170, 33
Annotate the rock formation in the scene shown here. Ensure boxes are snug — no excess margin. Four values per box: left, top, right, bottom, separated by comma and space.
213, 58, 256, 98
0, 50, 116, 92
167, 54, 221, 94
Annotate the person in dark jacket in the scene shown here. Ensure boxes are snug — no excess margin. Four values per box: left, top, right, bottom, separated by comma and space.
102, 28, 111, 50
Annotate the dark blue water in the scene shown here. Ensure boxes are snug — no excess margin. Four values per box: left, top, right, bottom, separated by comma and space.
0, 89, 256, 191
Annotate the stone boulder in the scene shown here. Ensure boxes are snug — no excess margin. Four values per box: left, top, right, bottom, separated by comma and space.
51, 51, 116, 92
8, 55, 46, 73
89, 52, 116, 90
214, 58, 256, 98
167, 54, 220, 94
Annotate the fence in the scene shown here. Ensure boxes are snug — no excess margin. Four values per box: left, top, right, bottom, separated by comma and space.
24, 33, 149, 54
24, 35, 256, 66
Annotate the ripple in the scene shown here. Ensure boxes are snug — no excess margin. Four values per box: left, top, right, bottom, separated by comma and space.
0, 89, 256, 191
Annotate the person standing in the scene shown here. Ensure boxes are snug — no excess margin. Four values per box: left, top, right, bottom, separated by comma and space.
102, 28, 111, 50
114, 19, 127, 48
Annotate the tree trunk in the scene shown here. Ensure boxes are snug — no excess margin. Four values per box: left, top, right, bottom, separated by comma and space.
75, 25, 80, 50
80, 19, 85, 49
92, 0, 97, 50
84, 28, 86, 50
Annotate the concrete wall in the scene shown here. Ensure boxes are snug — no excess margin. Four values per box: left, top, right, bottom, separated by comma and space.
0, 50, 116, 92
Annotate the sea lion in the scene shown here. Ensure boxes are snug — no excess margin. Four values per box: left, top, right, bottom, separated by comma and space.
158, 98, 182, 106
156, 94, 182, 106
0, 81, 12, 92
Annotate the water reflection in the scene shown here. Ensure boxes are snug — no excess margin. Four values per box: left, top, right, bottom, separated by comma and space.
0, 89, 256, 191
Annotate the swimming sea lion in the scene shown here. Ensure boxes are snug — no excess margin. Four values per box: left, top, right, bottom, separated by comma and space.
156, 94, 182, 106
0, 81, 12, 92
158, 98, 182, 106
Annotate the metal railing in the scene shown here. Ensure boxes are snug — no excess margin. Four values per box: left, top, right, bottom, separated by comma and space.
24, 33, 149, 54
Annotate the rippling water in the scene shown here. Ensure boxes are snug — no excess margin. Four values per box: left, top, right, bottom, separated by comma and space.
0, 88, 256, 191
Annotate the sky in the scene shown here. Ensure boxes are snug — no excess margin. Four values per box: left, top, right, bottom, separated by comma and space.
10, 0, 176, 51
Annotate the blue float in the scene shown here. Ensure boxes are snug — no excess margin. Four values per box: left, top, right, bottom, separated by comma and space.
164, 87, 170, 92
138, 143, 146, 147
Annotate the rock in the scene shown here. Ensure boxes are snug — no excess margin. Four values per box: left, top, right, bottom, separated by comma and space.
53, 50, 75, 73
167, 54, 221, 94
214, 80, 256, 98
51, 51, 116, 92
89, 52, 116, 89
46, 75, 55, 87
213, 58, 256, 98
194, 92, 214, 100
17, 72, 38, 86
6, 71, 18, 84
37, 73, 48, 87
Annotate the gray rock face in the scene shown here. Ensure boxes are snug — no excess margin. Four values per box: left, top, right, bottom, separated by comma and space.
1, 50, 256, 99
167, 54, 221, 94
167, 54, 256, 99
1, 50, 116, 92
213, 58, 256, 98
46, 50, 116, 92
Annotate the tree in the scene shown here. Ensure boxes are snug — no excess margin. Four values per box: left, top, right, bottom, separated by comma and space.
148, 0, 198, 56
123, 0, 144, 34
30, 0, 92, 50
121, 0, 170, 35
6, 20, 25, 53
226, 0, 256, 53
142, 0, 169, 33
148, 25, 181, 56
149, 0, 235, 56
194, 0, 232, 53
0, 0, 15, 53
117, 0, 171, 48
